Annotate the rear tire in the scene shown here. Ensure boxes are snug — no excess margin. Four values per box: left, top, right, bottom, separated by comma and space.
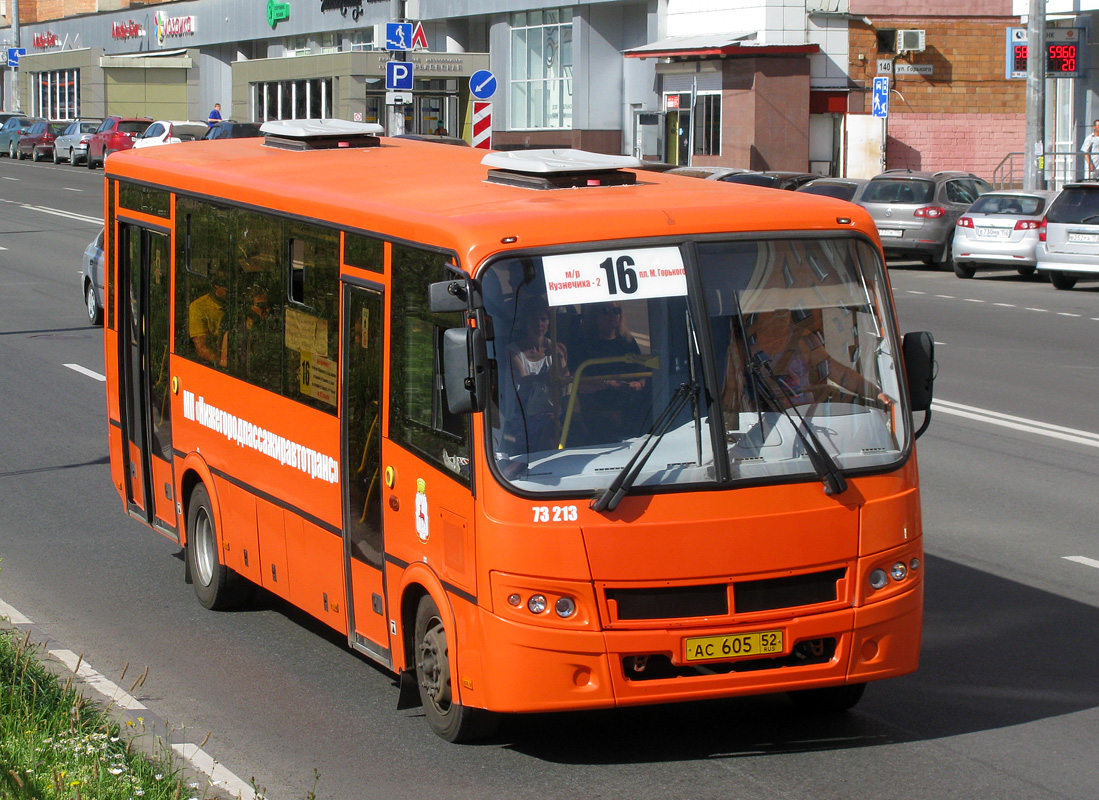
1048, 271, 1078, 290
85, 281, 102, 326
788, 682, 866, 713
87, 150, 96, 169
185, 484, 250, 610
953, 261, 976, 279
414, 595, 499, 742
16, 146, 25, 160
1017, 266, 1037, 277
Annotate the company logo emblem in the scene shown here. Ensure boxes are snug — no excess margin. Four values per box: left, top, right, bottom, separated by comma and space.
155, 11, 196, 46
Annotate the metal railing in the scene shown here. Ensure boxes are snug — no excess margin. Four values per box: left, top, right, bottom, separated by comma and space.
992, 149, 1093, 190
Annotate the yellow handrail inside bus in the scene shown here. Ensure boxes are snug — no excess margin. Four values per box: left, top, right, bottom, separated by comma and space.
558, 353, 659, 449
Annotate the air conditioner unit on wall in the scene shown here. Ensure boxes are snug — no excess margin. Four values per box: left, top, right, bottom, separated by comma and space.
897, 30, 926, 53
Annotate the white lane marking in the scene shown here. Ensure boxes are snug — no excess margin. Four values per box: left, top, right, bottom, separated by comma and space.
2, 176, 18, 181
964, 298, 985, 303
994, 303, 1016, 307
0, 598, 32, 624
50, 649, 148, 712
934, 294, 955, 299
1063, 556, 1099, 570
65, 363, 106, 382
64, 187, 83, 192
1058, 312, 1081, 318
1, 596, 256, 800
933, 399, 1099, 449
24, 204, 102, 224
1024, 307, 1049, 312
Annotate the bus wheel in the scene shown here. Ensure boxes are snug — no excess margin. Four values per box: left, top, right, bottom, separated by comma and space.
186, 484, 248, 610
413, 595, 498, 742
788, 682, 866, 713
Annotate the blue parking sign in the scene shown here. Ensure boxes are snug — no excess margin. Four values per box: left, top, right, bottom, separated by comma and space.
872, 76, 889, 119
386, 61, 414, 91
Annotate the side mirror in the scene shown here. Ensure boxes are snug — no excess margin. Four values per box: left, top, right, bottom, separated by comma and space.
902, 331, 935, 439
442, 326, 488, 414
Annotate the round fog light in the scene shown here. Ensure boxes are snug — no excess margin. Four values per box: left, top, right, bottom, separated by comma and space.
507, 593, 522, 607
891, 562, 908, 581
527, 594, 547, 614
909, 557, 921, 571
869, 569, 888, 590
554, 596, 577, 618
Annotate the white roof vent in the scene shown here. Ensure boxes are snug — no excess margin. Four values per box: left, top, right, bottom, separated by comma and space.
260, 119, 384, 150
896, 29, 925, 53
481, 149, 643, 189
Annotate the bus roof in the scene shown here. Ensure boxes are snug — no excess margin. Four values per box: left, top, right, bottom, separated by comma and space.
106, 136, 878, 273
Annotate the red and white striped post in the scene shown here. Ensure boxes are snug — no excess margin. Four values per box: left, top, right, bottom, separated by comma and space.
472, 101, 492, 150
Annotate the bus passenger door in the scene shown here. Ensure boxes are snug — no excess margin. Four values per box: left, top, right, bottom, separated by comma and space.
117, 223, 177, 536
341, 283, 390, 659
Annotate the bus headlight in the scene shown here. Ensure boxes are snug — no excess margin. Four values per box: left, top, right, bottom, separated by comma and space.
869, 569, 889, 590
554, 596, 577, 618
890, 562, 908, 581
527, 594, 548, 614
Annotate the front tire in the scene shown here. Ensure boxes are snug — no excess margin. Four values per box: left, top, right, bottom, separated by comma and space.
1048, 270, 1078, 290
85, 281, 102, 326
52, 147, 60, 164
414, 595, 498, 742
185, 484, 249, 610
788, 682, 866, 713
8, 141, 15, 158
87, 150, 97, 169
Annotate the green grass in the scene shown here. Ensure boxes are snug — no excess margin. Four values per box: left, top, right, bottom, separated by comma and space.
0, 625, 197, 800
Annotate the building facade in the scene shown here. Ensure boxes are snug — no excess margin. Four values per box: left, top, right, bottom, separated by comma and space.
2, 0, 1097, 181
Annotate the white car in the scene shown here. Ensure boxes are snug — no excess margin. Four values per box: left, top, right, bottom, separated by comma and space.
951, 189, 1058, 279
132, 120, 209, 149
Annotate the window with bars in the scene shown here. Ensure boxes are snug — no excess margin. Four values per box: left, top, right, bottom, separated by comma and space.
509, 8, 573, 130
33, 70, 80, 119
252, 79, 333, 122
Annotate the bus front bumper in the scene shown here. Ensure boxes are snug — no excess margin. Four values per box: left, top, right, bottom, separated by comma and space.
469, 581, 922, 714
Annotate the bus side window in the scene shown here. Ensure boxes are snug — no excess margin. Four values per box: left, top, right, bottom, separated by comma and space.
390, 244, 470, 484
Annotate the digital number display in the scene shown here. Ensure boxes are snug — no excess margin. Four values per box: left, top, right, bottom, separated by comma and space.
1013, 42, 1079, 75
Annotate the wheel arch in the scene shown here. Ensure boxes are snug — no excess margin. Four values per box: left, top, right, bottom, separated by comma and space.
177, 453, 220, 550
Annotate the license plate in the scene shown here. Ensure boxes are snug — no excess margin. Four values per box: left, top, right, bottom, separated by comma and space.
878, 228, 903, 238
1068, 232, 1099, 243
976, 227, 1009, 239
684, 630, 783, 663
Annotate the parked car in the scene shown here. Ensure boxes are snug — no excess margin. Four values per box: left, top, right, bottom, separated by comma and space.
951, 189, 1057, 279
0, 117, 37, 158
719, 171, 820, 191
53, 118, 103, 165
133, 120, 210, 149
797, 177, 871, 203
666, 165, 752, 181
202, 121, 262, 140
86, 116, 152, 169
16, 119, 69, 161
859, 170, 992, 269
1035, 182, 1099, 290
393, 133, 471, 147
82, 227, 105, 326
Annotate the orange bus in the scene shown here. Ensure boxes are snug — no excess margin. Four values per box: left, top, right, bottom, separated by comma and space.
103, 120, 935, 742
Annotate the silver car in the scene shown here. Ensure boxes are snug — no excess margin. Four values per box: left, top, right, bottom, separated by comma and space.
666, 165, 753, 181
951, 189, 1057, 278
797, 177, 871, 203
54, 119, 103, 165
82, 227, 105, 325
1035, 182, 1099, 290
860, 170, 991, 269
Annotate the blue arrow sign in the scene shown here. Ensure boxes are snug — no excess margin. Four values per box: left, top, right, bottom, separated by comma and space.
469, 70, 497, 100
386, 61, 414, 91
872, 76, 889, 119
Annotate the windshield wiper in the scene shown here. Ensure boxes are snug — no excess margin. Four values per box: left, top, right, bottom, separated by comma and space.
748, 356, 848, 496
590, 381, 700, 514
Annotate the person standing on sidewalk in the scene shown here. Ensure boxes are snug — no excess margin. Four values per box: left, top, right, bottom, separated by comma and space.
1081, 119, 1099, 179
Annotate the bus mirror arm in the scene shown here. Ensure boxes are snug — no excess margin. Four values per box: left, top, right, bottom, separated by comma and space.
902, 331, 935, 439
442, 326, 489, 415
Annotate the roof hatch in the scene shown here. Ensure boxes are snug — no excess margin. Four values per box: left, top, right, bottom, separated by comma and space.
482, 149, 643, 189
261, 119, 384, 151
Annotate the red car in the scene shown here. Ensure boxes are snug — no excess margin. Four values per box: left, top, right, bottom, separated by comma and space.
86, 115, 151, 169
17, 119, 69, 161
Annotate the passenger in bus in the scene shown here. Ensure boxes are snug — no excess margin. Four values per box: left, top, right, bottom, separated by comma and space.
570, 302, 647, 444
505, 298, 569, 452
747, 309, 890, 408
189, 271, 230, 367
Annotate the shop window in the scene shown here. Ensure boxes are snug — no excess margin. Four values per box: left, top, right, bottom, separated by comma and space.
693, 93, 721, 157
253, 79, 332, 121
509, 8, 573, 130
32, 70, 79, 120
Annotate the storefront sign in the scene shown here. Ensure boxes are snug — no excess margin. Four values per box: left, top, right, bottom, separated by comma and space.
32, 31, 60, 49
155, 11, 196, 46
320, 0, 364, 21
409, 55, 465, 73
267, 0, 290, 29
112, 20, 146, 40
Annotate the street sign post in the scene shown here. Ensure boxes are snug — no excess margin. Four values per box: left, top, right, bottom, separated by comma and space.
469, 70, 497, 101
872, 76, 889, 119
386, 61, 414, 91
7, 48, 26, 69
386, 22, 413, 52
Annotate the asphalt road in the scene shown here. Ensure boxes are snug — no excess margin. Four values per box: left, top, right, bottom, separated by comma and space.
1, 156, 1098, 800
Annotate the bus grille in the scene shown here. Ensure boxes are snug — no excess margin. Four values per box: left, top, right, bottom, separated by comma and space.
622, 637, 837, 681
605, 568, 846, 622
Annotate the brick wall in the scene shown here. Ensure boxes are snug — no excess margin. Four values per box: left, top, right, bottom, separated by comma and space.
885, 113, 1025, 180
849, 16, 1025, 180
18, 0, 165, 23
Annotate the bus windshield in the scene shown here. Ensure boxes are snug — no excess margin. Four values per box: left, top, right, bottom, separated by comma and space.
484, 236, 907, 495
